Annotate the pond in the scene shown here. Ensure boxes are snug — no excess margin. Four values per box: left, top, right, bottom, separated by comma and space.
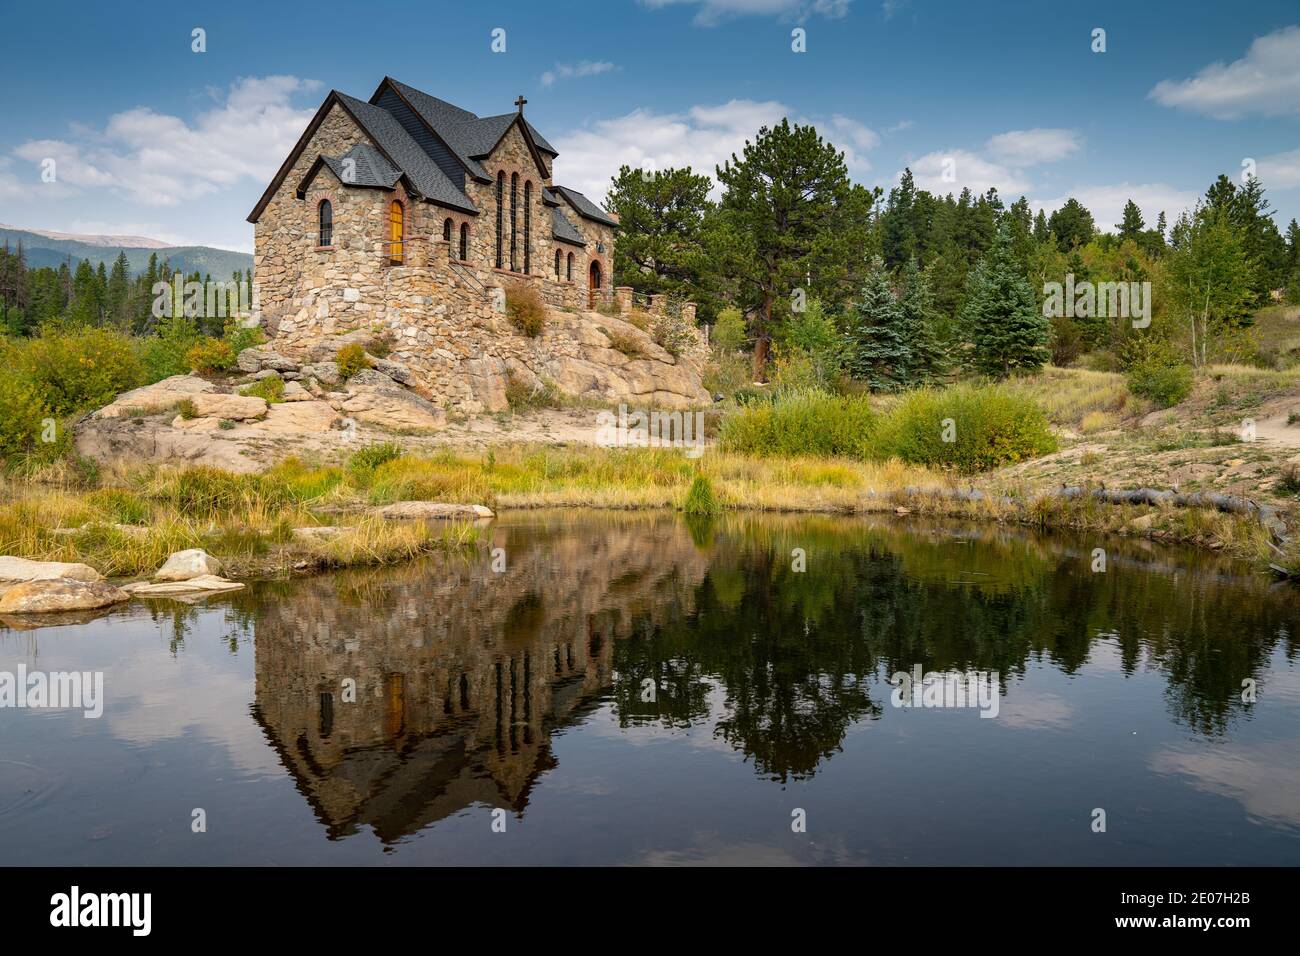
2, 511, 1298, 866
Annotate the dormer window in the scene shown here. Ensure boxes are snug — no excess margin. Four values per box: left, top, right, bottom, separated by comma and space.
318, 199, 333, 247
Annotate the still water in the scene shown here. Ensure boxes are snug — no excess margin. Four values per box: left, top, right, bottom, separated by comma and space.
2, 511, 1298, 866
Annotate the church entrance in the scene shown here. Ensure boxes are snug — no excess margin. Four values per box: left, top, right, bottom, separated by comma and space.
588, 259, 602, 309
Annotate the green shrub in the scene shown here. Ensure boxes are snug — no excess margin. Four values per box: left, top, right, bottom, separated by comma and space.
239, 374, 285, 403
652, 308, 696, 358
185, 336, 235, 374
176, 399, 198, 419
336, 343, 370, 379
505, 283, 546, 337
681, 474, 720, 515
16, 326, 145, 415
347, 442, 404, 479
140, 315, 202, 382
85, 487, 152, 524
0, 372, 52, 460
712, 307, 747, 352
871, 382, 1057, 473
719, 389, 876, 459
601, 326, 644, 358
1127, 360, 1193, 408
223, 322, 264, 357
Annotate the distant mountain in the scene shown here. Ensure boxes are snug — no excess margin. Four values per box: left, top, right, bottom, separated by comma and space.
0, 224, 253, 278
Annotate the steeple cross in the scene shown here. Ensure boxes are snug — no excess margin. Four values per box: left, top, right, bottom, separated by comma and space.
514, 95, 527, 113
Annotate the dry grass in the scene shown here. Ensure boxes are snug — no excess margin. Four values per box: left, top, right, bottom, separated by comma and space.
1006, 366, 1135, 429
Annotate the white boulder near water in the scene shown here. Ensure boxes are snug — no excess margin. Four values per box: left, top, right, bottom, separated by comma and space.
153, 549, 223, 582
0, 557, 104, 583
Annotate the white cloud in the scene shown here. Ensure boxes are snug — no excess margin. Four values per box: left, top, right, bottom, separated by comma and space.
1256, 147, 1300, 190
985, 128, 1081, 167
9, 75, 320, 208
640, 0, 851, 27
1030, 182, 1200, 233
891, 128, 1081, 199
1149, 25, 1300, 119
552, 100, 877, 202
881, 0, 909, 20
540, 61, 618, 88
903, 149, 1031, 196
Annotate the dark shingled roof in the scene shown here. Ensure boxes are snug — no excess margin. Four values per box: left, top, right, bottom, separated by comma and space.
321, 143, 401, 188
336, 92, 476, 212
383, 79, 557, 181
552, 207, 586, 246
553, 185, 618, 228
249, 80, 569, 223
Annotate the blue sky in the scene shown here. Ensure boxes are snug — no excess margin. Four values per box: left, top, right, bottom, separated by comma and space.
1, 0, 1298, 252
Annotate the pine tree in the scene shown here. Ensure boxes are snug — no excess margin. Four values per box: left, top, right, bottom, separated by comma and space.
960, 225, 1049, 377
842, 257, 909, 391
1118, 200, 1145, 241
897, 258, 944, 383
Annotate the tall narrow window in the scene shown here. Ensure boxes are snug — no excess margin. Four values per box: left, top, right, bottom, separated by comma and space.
443, 218, 453, 242
459, 223, 469, 261
389, 201, 404, 264
566, 252, 573, 281
318, 199, 333, 247
509, 173, 519, 272
523, 181, 532, 274
495, 172, 505, 268
555, 249, 562, 278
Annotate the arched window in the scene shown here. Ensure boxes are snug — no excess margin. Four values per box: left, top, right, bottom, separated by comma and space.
459, 222, 469, 261
318, 199, 333, 247
509, 173, 519, 272
566, 252, 573, 281
388, 200, 404, 264
443, 218, 453, 242
523, 181, 532, 274
555, 249, 562, 278
495, 172, 505, 268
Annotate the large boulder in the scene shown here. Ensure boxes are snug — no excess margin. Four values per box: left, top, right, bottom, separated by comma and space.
124, 575, 244, 596
187, 392, 268, 421
369, 357, 416, 386
0, 579, 130, 614
94, 375, 215, 419
154, 549, 222, 582
238, 400, 341, 433
236, 348, 298, 374
341, 376, 446, 432
300, 361, 343, 389
0, 557, 103, 583
372, 501, 494, 520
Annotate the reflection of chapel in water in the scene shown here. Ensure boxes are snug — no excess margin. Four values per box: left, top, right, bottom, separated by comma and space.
250, 517, 706, 843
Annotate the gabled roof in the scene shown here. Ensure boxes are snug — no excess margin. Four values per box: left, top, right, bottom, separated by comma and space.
320, 143, 401, 189
247, 89, 476, 222
334, 93, 475, 211
553, 186, 619, 228
552, 207, 586, 247
249, 79, 568, 224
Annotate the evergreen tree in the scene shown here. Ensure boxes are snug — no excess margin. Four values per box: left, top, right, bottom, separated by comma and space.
842, 257, 908, 391
897, 258, 945, 383
712, 118, 877, 379
1118, 199, 1145, 241
1047, 198, 1095, 252
960, 225, 1049, 377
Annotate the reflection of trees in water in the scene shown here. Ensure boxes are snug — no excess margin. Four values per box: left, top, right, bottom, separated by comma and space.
609, 516, 1299, 780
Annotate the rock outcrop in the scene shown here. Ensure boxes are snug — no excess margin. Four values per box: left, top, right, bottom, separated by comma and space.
0, 579, 130, 614
0, 557, 103, 583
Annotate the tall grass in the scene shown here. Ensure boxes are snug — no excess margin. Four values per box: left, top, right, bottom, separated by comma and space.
720, 383, 1055, 474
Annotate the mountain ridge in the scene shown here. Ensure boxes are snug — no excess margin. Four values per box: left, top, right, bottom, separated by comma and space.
0, 224, 253, 278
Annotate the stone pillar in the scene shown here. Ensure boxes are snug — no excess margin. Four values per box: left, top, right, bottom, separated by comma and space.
682, 302, 697, 324
649, 294, 664, 315
615, 286, 633, 313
